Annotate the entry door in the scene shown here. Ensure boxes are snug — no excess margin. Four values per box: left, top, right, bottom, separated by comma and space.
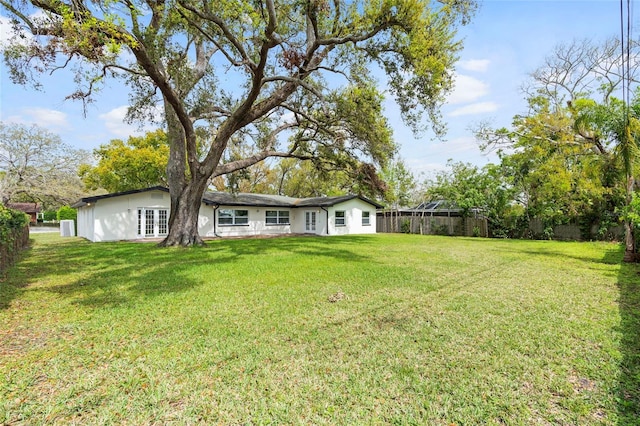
138, 208, 168, 238
305, 211, 316, 232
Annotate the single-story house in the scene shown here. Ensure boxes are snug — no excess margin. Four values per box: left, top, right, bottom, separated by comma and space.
7, 202, 42, 224
71, 186, 382, 242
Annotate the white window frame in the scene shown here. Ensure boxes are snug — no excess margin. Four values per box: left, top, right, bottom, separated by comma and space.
265, 210, 290, 225
218, 209, 249, 226
335, 210, 346, 226
362, 211, 371, 226
137, 208, 169, 238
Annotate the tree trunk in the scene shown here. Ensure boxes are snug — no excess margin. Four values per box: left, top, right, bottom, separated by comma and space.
623, 220, 636, 262
160, 103, 210, 247
160, 179, 209, 247
623, 175, 637, 263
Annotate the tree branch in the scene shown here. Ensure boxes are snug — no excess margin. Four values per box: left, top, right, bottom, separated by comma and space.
212, 149, 312, 177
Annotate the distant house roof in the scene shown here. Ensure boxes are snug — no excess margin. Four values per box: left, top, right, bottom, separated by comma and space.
72, 186, 384, 209
6, 202, 42, 214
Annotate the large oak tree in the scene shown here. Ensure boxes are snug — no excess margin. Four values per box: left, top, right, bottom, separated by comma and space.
1, 0, 475, 246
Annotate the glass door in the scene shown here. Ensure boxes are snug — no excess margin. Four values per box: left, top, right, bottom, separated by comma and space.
305, 211, 316, 232
137, 208, 169, 237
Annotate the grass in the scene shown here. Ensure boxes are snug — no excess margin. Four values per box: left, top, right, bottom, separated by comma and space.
1, 233, 639, 425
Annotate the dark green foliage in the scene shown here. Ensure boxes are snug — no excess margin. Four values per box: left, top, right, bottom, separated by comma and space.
56, 206, 76, 222
0, 205, 29, 272
0, 205, 28, 243
43, 210, 57, 221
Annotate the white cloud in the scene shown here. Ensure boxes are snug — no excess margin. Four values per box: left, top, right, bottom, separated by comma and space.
99, 105, 161, 138
0, 14, 40, 47
430, 136, 481, 155
0, 16, 14, 45
447, 74, 490, 105
99, 106, 138, 137
458, 59, 490, 72
449, 102, 499, 117
3, 107, 70, 129
406, 159, 448, 176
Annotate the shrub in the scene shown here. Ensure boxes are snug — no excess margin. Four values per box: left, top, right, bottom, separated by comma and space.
43, 210, 57, 221
400, 219, 411, 234
0, 205, 30, 273
57, 205, 77, 222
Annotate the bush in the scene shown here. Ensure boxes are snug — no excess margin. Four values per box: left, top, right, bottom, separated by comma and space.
0, 205, 30, 273
43, 210, 57, 221
57, 205, 77, 222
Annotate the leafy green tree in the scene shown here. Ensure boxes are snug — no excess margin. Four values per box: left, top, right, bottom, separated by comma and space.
1, 0, 476, 246
422, 161, 517, 237
0, 122, 90, 207
380, 158, 415, 209
79, 130, 170, 193
476, 39, 637, 246
571, 95, 639, 260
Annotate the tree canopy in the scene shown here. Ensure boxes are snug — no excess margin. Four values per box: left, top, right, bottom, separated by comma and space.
475, 38, 639, 255
79, 130, 170, 193
0, 122, 90, 208
1, 0, 476, 246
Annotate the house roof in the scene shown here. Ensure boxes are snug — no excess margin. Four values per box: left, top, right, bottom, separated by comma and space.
202, 192, 297, 207
71, 186, 169, 208
202, 192, 383, 209
294, 194, 383, 208
72, 186, 383, 209
6, 202, 41, 214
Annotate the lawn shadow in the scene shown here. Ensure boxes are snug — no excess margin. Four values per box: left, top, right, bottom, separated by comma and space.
498, 245, 622, 266
213, 234, 374, 263
4, 237, 206, 309
610, 246, 640, 424
2, 234, 375, 311
0, 238, 36, 310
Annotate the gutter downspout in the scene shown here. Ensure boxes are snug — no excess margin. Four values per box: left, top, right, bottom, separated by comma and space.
321, 207, 329, 235
213, 205, 222, 237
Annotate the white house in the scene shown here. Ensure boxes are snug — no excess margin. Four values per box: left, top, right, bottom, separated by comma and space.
72, 186, 382, 242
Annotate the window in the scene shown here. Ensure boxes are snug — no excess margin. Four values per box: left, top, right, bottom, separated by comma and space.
335, 210, 346, 226
266, 210, 290, 225
362, 211, 371, 226
218, 209, 249, 226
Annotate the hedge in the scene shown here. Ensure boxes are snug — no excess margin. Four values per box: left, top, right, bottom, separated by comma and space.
0, 205, 30, 274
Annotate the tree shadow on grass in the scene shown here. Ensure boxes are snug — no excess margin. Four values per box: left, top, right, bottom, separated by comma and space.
1, 234, 374, 311
610, 246, 640, 424
211, 234, 374, 263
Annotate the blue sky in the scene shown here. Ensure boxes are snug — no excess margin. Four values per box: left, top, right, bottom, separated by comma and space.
0, 0, 629, 180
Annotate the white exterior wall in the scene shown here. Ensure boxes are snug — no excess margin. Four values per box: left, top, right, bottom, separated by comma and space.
91, 191, 170, 241
211, 206, 295, 237
75, 191, 377, 241
76, 205, 95, 240
77, 190, 212, 242
197, 205, 214, 237
327, 199, 377, 235
290, 208, 328, 235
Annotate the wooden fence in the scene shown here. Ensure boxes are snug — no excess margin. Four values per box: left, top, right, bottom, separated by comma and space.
377, 212, 488, 237
377, 213, 625, 241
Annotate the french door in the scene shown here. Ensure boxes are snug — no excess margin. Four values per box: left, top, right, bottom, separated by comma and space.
137, 208, 168, 238
305, 211, 316, 232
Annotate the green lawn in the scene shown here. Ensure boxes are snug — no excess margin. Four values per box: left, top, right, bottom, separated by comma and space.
1, 233, 639, 425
